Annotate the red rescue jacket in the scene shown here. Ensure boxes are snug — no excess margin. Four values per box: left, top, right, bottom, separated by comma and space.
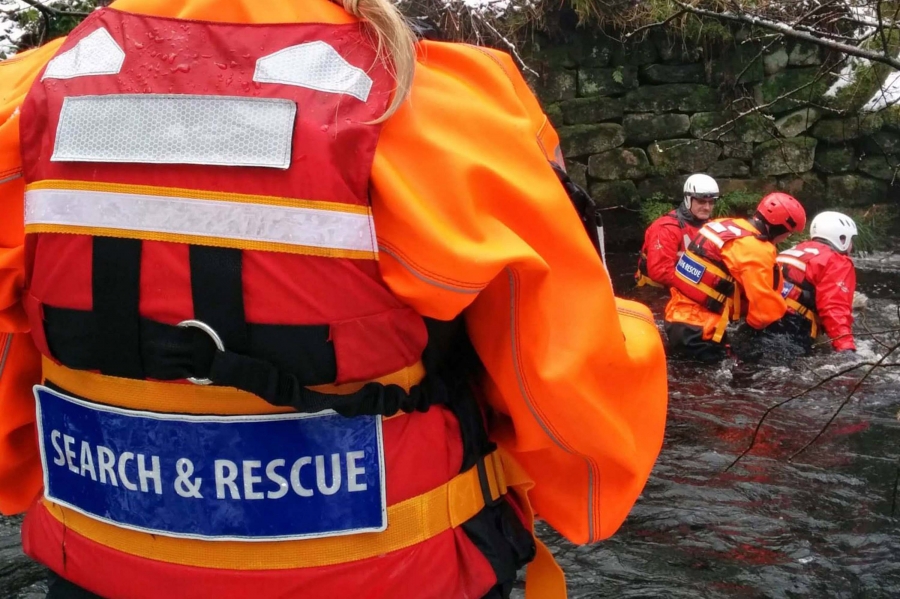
777, 240, 856, 351
636, 208, 702, 288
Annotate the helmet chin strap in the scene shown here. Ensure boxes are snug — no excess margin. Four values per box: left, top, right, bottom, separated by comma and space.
678, 201, 707, 226
812, 236, 845, 253
748, 214, 771, 240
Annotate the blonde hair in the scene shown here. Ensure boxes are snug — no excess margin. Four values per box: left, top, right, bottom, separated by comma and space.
339, 0, 417, 122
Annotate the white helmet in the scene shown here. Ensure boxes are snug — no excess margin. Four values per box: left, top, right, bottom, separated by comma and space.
683, 174, 719, 210
810, 211, 857, 253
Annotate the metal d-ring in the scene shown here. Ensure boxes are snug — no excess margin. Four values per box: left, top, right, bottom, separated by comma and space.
177, 319, 225, 386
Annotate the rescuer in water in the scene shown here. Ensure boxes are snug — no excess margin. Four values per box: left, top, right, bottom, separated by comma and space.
635, 174, 718, 289
663, 192, 807, 362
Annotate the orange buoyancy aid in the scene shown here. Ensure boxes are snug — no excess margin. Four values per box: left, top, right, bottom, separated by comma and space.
671, 218, 758, 342
777, 245, 821, 338
17, 9, 536, 599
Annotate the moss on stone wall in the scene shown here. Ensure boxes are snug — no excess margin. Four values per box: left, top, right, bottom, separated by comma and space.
527, 22, 900, 250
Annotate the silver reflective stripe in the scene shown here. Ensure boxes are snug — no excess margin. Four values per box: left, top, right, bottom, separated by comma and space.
0, 173, 22, 185
25, 188, 375, 253
699, 227, 724, 248
42, 28, 125, 80
52, 95, 296, 169
0, 333, 12, 386
708, 221, 727, 233
776, 255, 807, 271
254, 42, 372, 101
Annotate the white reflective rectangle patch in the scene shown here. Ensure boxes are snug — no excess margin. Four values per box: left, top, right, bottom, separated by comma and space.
25, 189, 375, 253
783, 249, 806, 258
42, 28, 125, 80
52, 95, 296, 169
708, 221, 727, 233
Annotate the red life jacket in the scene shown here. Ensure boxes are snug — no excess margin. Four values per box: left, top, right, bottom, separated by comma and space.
777, 241, 824, 337
18, 9, 523, 599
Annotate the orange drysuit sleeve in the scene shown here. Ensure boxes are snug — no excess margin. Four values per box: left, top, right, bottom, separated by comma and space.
720, 236, 787, 330
0, 41, 65, 515
373, 44, 667, 543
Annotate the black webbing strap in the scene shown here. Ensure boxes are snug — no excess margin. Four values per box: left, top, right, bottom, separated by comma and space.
550, 161, 604, 260
189, 246, 249, 352
43, 306, 337, 386
42, 305, 438, 417
92, 237, 143, 378
476, 452, 503, 507
208, 349, 438, 417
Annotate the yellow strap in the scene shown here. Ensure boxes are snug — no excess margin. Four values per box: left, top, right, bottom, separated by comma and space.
44, 449, 506, 570
684, 250, 731, 281
785, 298, 809, 318
635, 274, 662, 288
712, 298, 732, 343
497, 451, 568, 599
694, 280, 727, 305
526, 538, 568, 599
785, 299, 819, 338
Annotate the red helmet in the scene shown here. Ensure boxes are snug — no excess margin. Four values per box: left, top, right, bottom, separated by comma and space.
755, 192, 806, 233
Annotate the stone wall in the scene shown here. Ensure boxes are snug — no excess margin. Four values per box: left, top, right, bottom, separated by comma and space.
525, 30, 900, 248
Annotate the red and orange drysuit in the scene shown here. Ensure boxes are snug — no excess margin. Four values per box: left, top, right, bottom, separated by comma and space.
0, 1, 668, 598
635, 207, 702, 288
777, 240, 857, 351
666, 218, 788, 345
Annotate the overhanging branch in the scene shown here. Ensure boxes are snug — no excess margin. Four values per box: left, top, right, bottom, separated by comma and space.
16, 0, 91, 18
674, 1, 900, 71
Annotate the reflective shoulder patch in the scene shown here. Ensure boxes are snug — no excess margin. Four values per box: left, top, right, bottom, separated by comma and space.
804, 247, 820, 255
698, 227, 724, 248
708, 221, 728, 233
682, 233, 692, 250
254, 41, 373, 102
776, 255, 807, 271
727, 225, 745, 237
42, 28, 125, 80
782, 248, 806, 258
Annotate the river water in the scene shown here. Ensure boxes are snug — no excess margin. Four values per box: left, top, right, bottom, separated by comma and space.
3, 252, 900, 598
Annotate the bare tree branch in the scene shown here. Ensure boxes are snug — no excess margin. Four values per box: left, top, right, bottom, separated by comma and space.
623, 9, 687, 40
16, 0, 91, 18
723, 358, 900, 473
789, 338, 900, 460
674, 1, 900, 71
